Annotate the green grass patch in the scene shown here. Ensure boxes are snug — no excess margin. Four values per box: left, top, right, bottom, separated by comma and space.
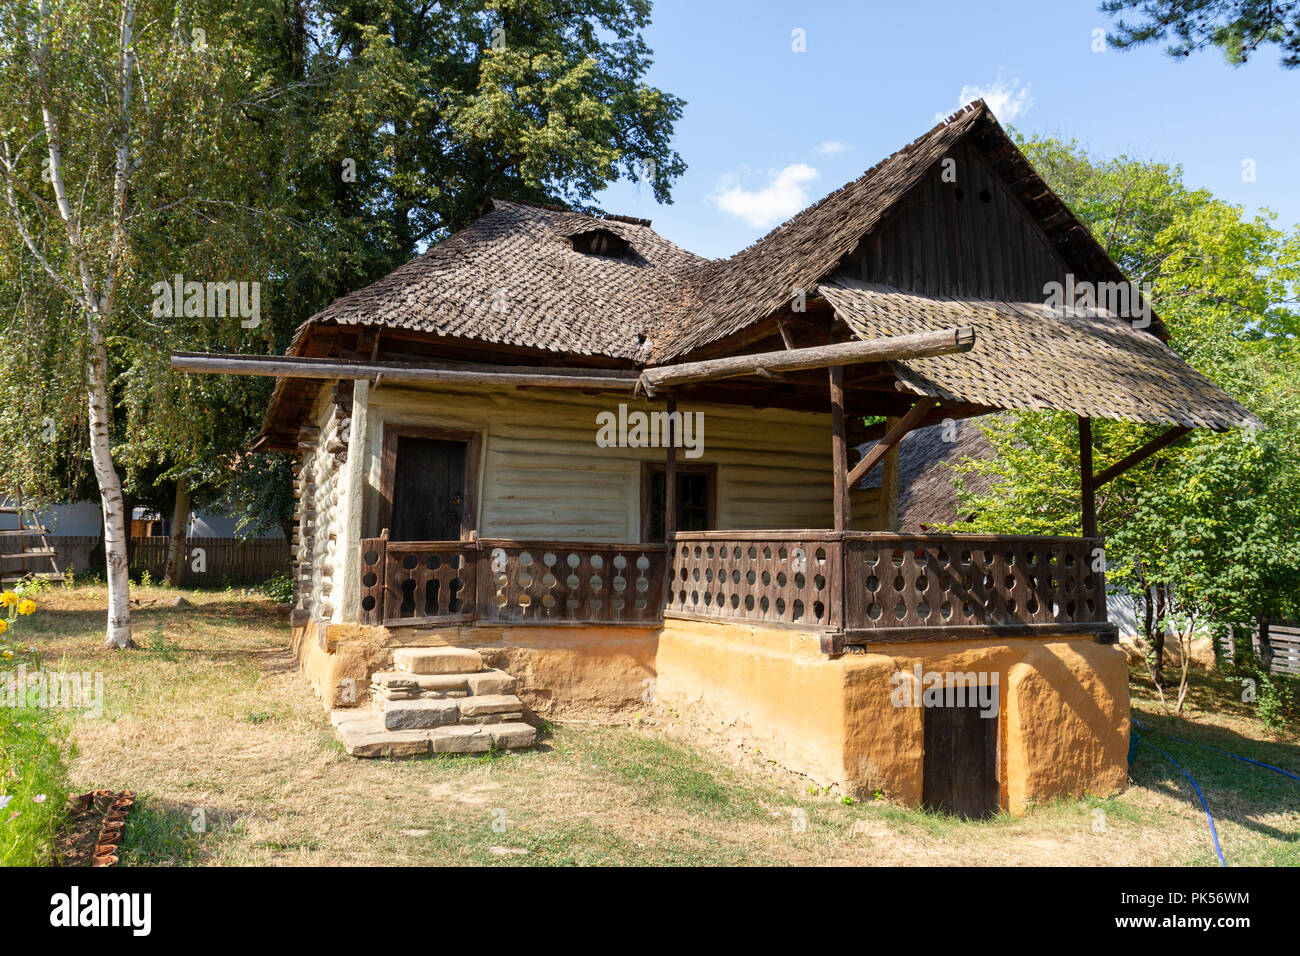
0, 667, 72, 866
116, 799, 207, 866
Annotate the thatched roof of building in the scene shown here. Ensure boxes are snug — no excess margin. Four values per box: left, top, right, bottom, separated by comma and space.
819, 279, 1258, 430
259, 100, 1254, 445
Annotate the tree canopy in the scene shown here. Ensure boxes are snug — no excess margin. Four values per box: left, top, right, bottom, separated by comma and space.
1102, 0, 1300, 68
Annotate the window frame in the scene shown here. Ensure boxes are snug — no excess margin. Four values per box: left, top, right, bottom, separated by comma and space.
639, 461, 717, 542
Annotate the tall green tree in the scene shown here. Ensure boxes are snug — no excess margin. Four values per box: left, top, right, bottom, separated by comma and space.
0, 0, 686, 643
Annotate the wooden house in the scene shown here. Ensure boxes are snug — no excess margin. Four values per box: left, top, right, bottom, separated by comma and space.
178, 101, 1257, 816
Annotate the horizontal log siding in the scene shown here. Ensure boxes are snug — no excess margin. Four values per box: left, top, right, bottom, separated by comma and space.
363, 384, 838, 541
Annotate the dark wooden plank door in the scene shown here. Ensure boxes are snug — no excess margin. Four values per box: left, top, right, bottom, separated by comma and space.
922, 698, 999, 818
390, 437, 466, 541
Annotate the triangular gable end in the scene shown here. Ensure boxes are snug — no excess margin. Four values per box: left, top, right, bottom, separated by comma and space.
833, 137, 1073, 303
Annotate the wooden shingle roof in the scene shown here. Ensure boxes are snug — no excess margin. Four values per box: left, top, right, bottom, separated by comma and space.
262, 100, 1254, 438
819, 278, 1258, 430
860, 420, 997, 532
292, 199, 706, 360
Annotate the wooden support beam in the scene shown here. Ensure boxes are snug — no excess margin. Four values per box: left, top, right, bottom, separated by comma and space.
638, 327, 975, 391
829, 367, 850, 532
845, 399, 936, 488
882, 416, 901, 531
171, 351, 641, 391
1079, 416, 1097, 539
664, 395, 677, 539
1093, 426, 1193, 488
848, 401, 996, 445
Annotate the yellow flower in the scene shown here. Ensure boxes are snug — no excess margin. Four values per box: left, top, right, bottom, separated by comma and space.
0, 591, 16, 608
16, 599, 35, 616
1, 647, 12, 658
0, 620, 8, 635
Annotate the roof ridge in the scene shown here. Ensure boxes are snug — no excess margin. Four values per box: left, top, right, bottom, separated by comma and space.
487, 196, 652, 228
724, 100, 989, 261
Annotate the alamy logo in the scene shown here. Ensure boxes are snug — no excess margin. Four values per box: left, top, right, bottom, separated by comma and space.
890, 664, 999, 718
595, 403, 704, 459
49, 886, 151, 936
1042, 274, 1152, 328
151, 274, 261, 328
2, 664, 103, 717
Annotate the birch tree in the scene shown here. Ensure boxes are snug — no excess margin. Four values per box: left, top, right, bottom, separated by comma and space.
0, 0, 143, 646
0, 0, 294, 644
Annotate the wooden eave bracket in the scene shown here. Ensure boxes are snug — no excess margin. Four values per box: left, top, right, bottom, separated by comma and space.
1091, 425, 1194, 488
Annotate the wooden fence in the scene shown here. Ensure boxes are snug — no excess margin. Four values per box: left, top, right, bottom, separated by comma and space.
1220, 622, 1300, 677
50, 535, 289, 586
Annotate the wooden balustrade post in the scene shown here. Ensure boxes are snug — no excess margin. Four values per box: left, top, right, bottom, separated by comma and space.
664, 394, 677, 540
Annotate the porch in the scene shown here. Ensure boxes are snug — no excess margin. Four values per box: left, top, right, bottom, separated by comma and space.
355, 529, 1114, 651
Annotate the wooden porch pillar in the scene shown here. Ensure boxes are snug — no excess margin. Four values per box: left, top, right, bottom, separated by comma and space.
338, 378, 370, 623
664, 394, 677, 539
828, 367, 850, 531
881, 416, 901, 532
1079, 416, 1097, 538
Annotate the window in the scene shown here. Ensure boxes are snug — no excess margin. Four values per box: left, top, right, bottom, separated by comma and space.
378, 426, 481, 541
569, 228, 631, 258
641, 463, 716, 542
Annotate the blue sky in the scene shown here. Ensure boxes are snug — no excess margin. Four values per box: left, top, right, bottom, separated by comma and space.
596, 0, 1298, 259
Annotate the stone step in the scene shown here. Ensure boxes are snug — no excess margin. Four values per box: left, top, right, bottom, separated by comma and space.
377, 692, 525, 729
381, 697, 460, 730
393, 646, 482, 675
330, 710, 536, 758
370, 668, 516, 698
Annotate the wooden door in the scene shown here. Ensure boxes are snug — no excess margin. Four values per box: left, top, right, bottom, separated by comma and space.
390, 437, 467, 541
922, 698, 1000, 818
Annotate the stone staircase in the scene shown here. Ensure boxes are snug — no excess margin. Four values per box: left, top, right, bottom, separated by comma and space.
329, 647, 537, 757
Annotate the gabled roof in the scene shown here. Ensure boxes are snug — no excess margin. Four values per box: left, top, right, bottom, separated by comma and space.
644, 99, 1166, 360
260, 100, 1252, 444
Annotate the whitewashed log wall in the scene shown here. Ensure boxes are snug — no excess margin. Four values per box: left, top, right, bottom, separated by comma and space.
292, 379, 891, 623
362, 384, 850, 540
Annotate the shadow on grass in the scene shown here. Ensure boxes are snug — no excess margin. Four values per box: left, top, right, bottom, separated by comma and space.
1129, 704, 1300, 859
116, 796, 242, 866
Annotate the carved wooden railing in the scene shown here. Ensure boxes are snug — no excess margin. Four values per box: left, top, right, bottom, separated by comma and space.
358, 536, 667, 627
477, 539, 667, 625
359, 532, 1112, 643
360, 538, 478, 627
661, 531, 1110, 643
663, 532, 843, 629
840, 533, 1108, 642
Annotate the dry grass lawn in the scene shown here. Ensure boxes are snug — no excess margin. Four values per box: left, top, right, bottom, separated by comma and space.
21, 584, 1300, 866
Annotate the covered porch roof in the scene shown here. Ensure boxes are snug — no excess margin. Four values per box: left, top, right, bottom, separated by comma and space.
818, 278, 1258, 432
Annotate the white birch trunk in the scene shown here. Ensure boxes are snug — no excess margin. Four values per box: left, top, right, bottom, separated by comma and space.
88, 324, 133, 647
31, 0, 137, 647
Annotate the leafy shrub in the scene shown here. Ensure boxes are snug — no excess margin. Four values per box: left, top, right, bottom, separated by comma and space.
260, 571, 293, 604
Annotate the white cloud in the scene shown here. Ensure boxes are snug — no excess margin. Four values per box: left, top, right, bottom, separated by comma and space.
816, 140, 851, 156
709, 163, 819, 229
935, 78, 1034, 124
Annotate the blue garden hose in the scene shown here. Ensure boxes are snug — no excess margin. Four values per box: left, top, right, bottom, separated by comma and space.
1132, 716, 1300, 782
1137, 735, 1227, 867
